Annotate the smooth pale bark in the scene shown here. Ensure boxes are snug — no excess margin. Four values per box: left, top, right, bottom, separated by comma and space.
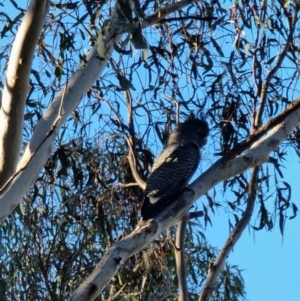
0, 0, 199, 220
69, 106, 300, 301
0, 0, 50, 187
176, 221, 189, 301
0, 28, 119, 222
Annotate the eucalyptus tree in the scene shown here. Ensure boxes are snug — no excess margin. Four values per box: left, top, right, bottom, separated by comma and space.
0, 0, 299, 300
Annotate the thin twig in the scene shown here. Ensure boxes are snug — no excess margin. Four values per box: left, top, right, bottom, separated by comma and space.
124, 90, 146, 189
125, 136, 146, 190
222, 97, 300, 161
112, 182, 141, 189
97, 92, 146, 189
255, 4, 298, 127
158, 16, 216, 23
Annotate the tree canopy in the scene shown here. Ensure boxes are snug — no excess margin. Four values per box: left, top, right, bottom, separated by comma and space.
0, 0, 299, 300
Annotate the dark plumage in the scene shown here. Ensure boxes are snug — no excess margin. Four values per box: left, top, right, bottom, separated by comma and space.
141, 116, 209, 220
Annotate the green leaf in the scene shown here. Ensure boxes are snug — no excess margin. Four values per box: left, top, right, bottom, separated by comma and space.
118, 74, 136, 91
97, 32, 109, 59
55, 65, 63, 78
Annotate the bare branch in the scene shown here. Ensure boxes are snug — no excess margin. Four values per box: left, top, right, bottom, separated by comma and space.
255, 5, 298, 126
100, 94, 146, 188
198, 167, 259, 301
125, 90, 146, 189
126, 137, 147, 190
158, 16, 217, 23
176, 221, 189, 301
112, 182, 140, 188
0, 0, 50, 187
142, 0, 199, 27
222, 97, 300, 161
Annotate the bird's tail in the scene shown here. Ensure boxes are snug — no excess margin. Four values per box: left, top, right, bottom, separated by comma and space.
141, 196, 170, 220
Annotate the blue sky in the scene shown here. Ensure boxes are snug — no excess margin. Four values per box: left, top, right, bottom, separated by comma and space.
204, 155, 300, 300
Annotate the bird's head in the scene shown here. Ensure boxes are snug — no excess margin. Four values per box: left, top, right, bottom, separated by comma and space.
167, 116, 210, 147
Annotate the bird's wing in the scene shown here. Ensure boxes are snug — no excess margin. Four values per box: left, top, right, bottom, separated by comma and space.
145, 143, 200, 204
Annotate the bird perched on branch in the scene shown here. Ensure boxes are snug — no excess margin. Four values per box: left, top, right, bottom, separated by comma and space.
141, 115, 209, 220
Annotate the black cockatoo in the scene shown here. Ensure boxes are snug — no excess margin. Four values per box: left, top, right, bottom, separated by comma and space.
141, 115, 209, 220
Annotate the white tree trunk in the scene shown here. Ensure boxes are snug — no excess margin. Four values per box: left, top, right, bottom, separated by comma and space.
0, 0, 50, 187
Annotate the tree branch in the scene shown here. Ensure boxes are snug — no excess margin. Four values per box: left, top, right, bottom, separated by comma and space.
0, 0, 50, 187
198, 166, 259, 301
0, 0, 198, 222
222, 97, 300, 161
126, 137, 147, 189
254, 4, 298, 127
175, 220, 189, 301
69, 100, 300, 301
141, 0, 199, 27
124, 90, 146, 189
